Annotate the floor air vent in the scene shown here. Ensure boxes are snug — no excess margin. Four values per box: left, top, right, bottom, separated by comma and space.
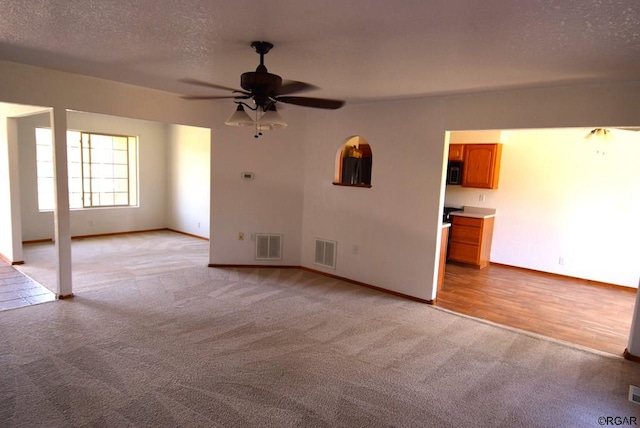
630, 385, 640, 404
255, 234, 282, 260
314, 238, 337, 269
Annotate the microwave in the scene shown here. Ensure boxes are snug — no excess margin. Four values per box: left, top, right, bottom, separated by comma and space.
446, 161, 463, 185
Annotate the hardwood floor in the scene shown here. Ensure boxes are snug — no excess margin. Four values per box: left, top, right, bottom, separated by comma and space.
436, 262, 637, 356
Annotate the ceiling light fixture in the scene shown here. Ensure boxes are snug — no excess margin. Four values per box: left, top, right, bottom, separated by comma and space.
258, 104, 287, 130
225, 104, 254, 127
226, 102, 288, 138
586, 128, 611, 139
585, 128, 613, 156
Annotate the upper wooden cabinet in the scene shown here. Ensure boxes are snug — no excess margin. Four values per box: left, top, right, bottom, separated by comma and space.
462, 144, 502, 189
448, 144, 464, 162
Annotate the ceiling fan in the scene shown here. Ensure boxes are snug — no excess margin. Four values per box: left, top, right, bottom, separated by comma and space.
180, 41, 345, 135
585, 127, 640, 139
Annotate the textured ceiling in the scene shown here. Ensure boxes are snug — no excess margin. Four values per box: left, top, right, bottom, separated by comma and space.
1, 0, 639, 103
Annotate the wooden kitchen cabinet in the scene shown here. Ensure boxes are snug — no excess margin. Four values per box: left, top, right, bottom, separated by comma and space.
462, 143, 502, 189
448, 215, 495, 269
448, 144, 465, 162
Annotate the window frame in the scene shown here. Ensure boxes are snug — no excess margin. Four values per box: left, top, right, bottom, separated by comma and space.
35, 127, 139, 212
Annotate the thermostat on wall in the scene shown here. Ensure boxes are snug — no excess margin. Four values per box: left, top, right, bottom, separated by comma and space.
242, 172, 255, 180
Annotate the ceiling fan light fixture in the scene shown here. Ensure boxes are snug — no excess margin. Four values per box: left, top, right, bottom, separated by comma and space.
225, 104, 254, 127
586, 127, 611, 139
182, 41, 345, 136
258, 104, 287, 130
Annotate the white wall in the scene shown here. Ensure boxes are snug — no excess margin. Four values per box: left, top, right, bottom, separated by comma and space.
300, 82, 640, 301
0, 115, 13, 260
1, 60, 639, 299
0, 103, 49, 262
447, 130, 501, 144
0, 60, 304, 267
17, 111, 169, 240
301, 98, 447, 300
166, 124, 211, 238
0, 60, 219, 128
208, 109, 306, 266
445, 127, 640, 288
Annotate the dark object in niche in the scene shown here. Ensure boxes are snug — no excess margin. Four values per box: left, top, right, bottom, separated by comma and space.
341, 144, 372, 185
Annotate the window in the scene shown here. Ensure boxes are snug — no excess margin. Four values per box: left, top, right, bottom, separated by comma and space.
35, 128, 138, 211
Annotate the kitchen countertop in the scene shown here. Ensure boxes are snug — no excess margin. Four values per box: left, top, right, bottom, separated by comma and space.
448, 206, 496, 219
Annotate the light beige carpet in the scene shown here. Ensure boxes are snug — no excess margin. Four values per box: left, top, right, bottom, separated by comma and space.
2, 231, 638, 427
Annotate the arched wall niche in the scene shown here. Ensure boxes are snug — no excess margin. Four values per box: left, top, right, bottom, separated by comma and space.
333, 135, 372, 188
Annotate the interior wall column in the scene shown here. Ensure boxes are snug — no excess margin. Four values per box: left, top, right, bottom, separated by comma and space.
624, 278, 640, 362
6, 118, 24, 263
50, 107, 73, 298
208, 129, 215, 266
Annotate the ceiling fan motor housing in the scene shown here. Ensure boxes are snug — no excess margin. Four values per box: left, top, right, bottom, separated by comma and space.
241, 71, 283, 109
240, 71, 282, 93
181, 40, 345, 111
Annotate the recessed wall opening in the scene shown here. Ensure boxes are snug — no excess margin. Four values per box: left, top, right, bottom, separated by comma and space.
333, 135, 372, 187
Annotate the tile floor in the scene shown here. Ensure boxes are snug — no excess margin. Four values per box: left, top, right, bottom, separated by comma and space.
0, 260, 56, 311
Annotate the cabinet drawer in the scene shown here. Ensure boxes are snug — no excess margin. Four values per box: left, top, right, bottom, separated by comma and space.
450, 224, 482, 245
448, 242, 480, 264
451, 216, 483, 228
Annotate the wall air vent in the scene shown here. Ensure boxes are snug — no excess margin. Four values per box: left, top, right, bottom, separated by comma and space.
255, 234, 282, 260
630, 385, 640, 404
314, 238, 337, 269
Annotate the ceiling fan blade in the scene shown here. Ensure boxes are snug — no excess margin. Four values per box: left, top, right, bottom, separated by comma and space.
180, 95, 246, 100
179, 78, 248, 94
277, 80, 319, 95
277, 96, 345, 110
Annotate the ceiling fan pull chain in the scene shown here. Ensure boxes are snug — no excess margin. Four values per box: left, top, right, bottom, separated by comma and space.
254, 108, 263, 138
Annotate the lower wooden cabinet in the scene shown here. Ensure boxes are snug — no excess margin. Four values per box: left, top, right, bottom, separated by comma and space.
448, 215, 495, 269
437, 225, 449, 291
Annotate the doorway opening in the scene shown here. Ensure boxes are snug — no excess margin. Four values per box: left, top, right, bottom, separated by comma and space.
438, 126, 640, 355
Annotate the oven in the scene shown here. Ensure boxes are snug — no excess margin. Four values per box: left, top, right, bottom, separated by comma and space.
443, 206, 462, 223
